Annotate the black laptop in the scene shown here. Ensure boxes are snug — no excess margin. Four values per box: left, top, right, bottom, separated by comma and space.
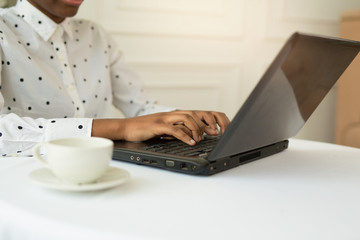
113, 32, 360, 175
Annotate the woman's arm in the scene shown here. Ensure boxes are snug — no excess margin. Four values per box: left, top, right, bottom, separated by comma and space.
92, 110, 230, 145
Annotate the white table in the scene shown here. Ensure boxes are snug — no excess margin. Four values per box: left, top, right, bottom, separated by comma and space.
1, 139, 360, 240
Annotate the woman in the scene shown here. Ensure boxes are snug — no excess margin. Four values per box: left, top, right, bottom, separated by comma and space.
0, 0, 230, 156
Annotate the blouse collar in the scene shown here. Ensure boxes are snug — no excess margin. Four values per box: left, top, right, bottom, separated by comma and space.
15, 0, 74, 41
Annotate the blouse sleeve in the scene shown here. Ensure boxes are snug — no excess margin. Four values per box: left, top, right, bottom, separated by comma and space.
0, 57, 92, 156
102, 27, 176, 117
0, 112, 93, 156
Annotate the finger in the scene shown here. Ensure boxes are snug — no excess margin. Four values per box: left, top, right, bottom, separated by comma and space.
163, 112, 204, 142
160, 124, 192, 139
177, 111, 207, 140
174, 111, 205, 128
175, 120, 206, 140
196, 112, 219, 135
186, 112, 206, 141
212, 112, 231, 134
174, 124, 193, 137
157, 124, 196, 146
204, 125, 219, 136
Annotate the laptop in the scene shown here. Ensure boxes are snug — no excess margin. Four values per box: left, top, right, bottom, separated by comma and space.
113, 32, 360, 175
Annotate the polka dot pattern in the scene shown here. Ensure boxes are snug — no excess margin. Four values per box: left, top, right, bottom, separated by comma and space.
0, 0, 172, 156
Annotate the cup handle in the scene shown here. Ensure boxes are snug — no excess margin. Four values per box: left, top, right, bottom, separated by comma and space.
33, 143, 50, 168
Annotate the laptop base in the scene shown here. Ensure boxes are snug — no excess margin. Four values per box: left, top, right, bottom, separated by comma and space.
112, 140, 289, 176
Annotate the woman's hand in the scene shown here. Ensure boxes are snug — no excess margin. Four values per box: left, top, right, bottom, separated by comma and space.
92, 110, 230, 145
190, 110, 230, 135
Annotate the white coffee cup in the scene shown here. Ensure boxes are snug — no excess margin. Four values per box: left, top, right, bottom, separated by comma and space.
33, 137, 114, 185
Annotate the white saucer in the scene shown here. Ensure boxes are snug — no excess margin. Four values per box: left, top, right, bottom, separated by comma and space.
28, 167, 130, 192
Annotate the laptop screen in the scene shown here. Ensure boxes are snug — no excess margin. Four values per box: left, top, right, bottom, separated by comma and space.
208, 32, 360, 160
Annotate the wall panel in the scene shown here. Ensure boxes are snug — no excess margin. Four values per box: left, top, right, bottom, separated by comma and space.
77, 0, 360, 143
98, 0, 246, 39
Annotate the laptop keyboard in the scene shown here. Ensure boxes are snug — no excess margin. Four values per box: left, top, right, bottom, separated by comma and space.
140, 135, 219, 158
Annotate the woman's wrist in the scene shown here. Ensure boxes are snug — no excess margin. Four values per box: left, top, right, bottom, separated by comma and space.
91, 119, 126, 140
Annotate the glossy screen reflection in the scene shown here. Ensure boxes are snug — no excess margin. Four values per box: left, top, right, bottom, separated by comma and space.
209, 33, 360, 160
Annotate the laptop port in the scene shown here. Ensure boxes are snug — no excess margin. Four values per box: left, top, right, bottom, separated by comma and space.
239, 151, 260, 163
150, 160, 158, 165
165, 160, 175, 167
180, 163, 188, 171
142, 159, 150, 164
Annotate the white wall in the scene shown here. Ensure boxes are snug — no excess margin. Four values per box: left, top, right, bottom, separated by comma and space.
77, 0, 360, 143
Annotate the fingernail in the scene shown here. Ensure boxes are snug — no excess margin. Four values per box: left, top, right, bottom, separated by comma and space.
211, 128, 218, 134
190, 139, 196, 145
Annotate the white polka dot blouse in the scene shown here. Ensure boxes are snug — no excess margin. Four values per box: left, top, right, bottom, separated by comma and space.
0, 0, 174, 156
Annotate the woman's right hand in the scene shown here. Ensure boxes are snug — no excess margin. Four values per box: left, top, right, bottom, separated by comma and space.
91, 110, 230, 145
